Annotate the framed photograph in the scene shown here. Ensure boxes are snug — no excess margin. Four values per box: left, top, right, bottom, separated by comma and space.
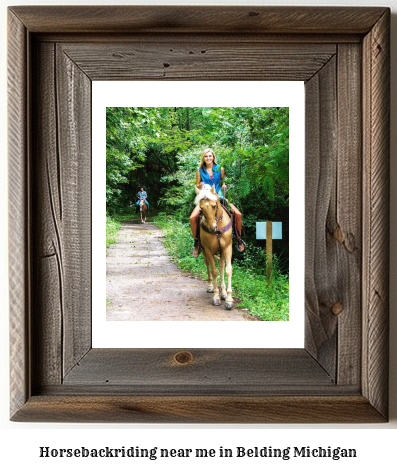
92, 82, 305, 348
8, 6, 390, 423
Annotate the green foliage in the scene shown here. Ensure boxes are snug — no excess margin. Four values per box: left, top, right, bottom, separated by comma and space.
106, 107, 165, 214
232, 247, 289, 320
106, 215, 121, 248
153, 214, 289, 321
106, 106, 290, 269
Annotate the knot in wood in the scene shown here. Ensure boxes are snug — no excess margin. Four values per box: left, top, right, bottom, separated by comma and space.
333, 225, 344, 244
174, 351, 194, 365
344, 233, 357, 253
331, 302, 344, 316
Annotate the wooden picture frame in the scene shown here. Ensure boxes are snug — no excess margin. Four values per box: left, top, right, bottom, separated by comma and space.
8, 6, 390, 423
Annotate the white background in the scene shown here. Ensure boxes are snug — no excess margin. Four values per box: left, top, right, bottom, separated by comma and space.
92, 81, 305, 348
1, 0, 396, 469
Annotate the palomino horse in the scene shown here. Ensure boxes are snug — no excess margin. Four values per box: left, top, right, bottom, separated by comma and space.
139, 200, 148, 223
195, 185, 234, 309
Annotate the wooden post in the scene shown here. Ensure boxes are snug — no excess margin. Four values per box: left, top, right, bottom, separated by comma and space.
266, 221, 273, 283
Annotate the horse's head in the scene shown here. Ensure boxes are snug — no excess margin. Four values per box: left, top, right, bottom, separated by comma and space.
195, 185, 220, 232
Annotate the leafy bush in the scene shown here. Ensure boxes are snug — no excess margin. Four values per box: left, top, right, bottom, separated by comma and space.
153, 213, 289, 321
106, 107, 290, 265
106, 216, 121, 247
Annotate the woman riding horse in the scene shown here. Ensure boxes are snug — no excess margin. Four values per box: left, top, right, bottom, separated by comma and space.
194, 184, 234, 308
190, 148, 245, 257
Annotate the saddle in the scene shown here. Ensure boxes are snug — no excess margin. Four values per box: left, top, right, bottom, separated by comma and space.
196, 202, 243, 254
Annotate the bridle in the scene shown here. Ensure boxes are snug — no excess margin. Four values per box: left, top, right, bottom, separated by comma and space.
199, 198, 233, 253
200, 199, 223, 230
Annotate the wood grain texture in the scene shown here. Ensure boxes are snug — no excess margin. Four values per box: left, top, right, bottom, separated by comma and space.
304, 56, 338, 378
55, 45, 91, 377
59, 42, 335, 82
11, 396, 386, 424
362, 10, 390, 419
8, 6, 390, 423
34, 33, 363, 45
9, 6, 387, 34
61, 349, 333, 392
32, 42, 63, 387
32, 42, 92, 388
8, 10, 30, 419
335, 44, 362, 386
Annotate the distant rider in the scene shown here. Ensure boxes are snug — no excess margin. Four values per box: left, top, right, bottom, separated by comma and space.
136, 187, 150, 213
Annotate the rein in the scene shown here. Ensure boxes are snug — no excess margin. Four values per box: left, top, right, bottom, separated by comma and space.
200, 215, 233, 235
200, 199, 233, 254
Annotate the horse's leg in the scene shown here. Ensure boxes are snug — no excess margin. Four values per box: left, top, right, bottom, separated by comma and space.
203, 253, 213, 292
224, 245, 233, 310
208, 254, 221, 306
219, 253, 227, 300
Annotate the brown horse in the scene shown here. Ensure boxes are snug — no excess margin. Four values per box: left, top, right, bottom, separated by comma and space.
139, 200, 148, 223
195, 185, 234, 309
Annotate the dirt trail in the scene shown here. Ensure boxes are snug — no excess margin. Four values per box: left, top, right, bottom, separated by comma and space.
106, 219, 257, 321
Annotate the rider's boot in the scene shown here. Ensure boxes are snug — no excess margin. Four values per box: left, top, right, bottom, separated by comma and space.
192, 238, 200, 258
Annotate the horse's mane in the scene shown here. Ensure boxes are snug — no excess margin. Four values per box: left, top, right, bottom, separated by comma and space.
194, 185, 218, 206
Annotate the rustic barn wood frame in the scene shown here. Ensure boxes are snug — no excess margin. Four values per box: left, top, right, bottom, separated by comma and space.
8, 6, 390, 423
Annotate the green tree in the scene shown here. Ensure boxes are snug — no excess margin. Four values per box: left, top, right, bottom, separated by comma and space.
106, 106, 290, 270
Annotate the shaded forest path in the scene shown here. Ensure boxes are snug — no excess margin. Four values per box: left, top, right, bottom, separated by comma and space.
106, 219, 258, 321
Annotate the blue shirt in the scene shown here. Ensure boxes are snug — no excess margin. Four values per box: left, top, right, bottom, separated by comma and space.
137, 191, 147, 199
199, 165, 223, 197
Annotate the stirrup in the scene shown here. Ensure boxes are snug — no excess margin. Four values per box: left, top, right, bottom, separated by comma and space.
192, 246, 200, 258
192, 239, 200, 258
236, 239, 246, 253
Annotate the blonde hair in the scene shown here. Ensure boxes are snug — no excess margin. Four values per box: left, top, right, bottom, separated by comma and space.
199, 148, 217, 169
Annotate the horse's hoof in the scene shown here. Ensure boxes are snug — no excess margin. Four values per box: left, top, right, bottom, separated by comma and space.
221, 292, 227, 300
224, 302, 234, 310
207, 286, 214, 293
212, 298, 221, 306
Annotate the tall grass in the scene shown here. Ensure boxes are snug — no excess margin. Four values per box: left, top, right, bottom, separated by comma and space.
106, 215, 121, 247
153, 213, 289, 321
